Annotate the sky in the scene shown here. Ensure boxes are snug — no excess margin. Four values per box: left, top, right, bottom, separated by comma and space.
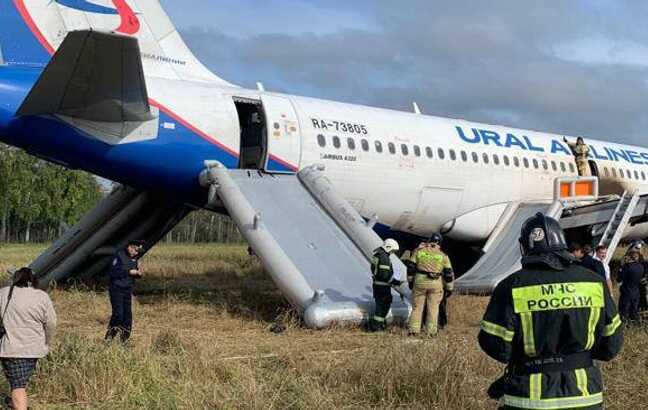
162, 0, 648, 146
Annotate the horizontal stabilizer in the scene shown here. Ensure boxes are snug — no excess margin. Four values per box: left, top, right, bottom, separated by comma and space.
17, 30, 153, 122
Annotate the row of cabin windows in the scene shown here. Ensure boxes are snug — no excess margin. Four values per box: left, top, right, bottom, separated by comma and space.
603, 166, 647, 181
317, 134, 577, 173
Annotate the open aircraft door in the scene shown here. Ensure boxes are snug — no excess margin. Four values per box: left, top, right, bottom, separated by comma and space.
261, 95, 301, 173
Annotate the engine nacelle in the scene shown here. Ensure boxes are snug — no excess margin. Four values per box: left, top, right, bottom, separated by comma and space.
442, 203, 509, 242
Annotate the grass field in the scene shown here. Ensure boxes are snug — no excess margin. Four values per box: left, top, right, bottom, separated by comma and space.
0, 244, 646, 409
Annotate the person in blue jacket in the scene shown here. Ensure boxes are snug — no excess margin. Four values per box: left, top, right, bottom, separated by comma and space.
105, 240, 145, 343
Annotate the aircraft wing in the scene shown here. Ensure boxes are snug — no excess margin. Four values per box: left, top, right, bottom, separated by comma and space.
17, 30, 153, 122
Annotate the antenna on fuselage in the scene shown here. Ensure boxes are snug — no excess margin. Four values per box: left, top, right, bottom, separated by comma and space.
412, 101, 421, 115
257, 82, 265, 92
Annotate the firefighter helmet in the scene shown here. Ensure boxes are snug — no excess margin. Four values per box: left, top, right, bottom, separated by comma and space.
382, 238, 400, 253
429, 233, 443, 244
519, 212, 567, 256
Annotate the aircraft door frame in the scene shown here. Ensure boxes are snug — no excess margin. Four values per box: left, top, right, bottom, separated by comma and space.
261, 95, 301, 173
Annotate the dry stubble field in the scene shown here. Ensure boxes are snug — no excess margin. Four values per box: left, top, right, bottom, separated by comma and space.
0, 244, 646, 409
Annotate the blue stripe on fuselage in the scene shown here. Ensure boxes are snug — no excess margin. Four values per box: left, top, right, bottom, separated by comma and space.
4, 111, 239, 203
0, 2, 50, 66
0, 65, 294, 206
0, 66, 40, 129
54, 0, 118, 15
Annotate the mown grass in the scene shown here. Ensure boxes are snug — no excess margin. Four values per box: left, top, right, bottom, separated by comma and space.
0, 243, 646, 409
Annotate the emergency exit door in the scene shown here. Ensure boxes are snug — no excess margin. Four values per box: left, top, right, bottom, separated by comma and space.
261, 95, 301, 173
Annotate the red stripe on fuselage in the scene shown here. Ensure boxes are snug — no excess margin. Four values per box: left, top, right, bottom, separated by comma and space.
13, 0, 55, 55
149, 99, 238, 158
13, 2, 299, 172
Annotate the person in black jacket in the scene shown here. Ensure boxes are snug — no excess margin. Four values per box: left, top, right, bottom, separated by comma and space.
568, 243, 606, 280
368, 239, 401, 331
479, 213, 623, 409
618, 250, 645, 323
105, 240, 145, 343
580, 244, 607, 280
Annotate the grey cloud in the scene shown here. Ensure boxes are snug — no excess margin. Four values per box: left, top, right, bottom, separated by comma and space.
178, 1, 648, 146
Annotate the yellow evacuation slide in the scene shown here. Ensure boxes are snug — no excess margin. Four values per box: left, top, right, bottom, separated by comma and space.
512, 282, 604, 313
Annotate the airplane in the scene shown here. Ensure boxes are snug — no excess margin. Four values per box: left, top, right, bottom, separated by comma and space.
1, 0, 647, 328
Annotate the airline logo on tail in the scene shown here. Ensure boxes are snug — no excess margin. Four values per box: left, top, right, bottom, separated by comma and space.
54, 0, 140, 34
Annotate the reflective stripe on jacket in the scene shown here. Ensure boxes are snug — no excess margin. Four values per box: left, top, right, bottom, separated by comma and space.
478, 262, 623, 409
371, 248, 393, 284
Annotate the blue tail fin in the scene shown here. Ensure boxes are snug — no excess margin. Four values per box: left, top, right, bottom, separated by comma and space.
0, 1, 51, 66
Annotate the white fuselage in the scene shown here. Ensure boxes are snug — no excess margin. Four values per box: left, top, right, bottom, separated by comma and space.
149, 77, 648, 242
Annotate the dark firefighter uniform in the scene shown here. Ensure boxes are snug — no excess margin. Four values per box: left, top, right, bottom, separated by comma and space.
479, 213, 623, 410
106, 248, 139, 342
369, 240, 400, 331
618, 252, 645, 323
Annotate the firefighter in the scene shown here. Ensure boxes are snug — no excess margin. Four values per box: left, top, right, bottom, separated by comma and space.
618, 250, 645, 323
479, 213, 623, 409
368, 239, 401, 331
408, 233, 454, 337
563, 136, 591, 176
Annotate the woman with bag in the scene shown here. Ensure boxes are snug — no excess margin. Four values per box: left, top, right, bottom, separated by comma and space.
0, 268, 56, 410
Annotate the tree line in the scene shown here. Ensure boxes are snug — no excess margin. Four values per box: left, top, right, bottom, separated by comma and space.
0, 144, 243, 244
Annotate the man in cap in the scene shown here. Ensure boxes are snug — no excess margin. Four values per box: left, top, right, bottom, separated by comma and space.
368, 238, 402, 331
105, 240, 146, 343
408, 233, 454, 337
479, 213, 623, 409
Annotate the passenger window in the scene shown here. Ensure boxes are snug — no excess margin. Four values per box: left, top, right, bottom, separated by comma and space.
635, 170, 640, 180
347, 138, 356, 150
551, 161, 557, 171
482, 153, 490, 164
361, 139, 369, 151
461, 151, 468, 162
604, 167, 609, 177
642, 171, 646, 180
569, 163, 575, 173
401, 144, 409, 156
375, 141, 383, 153
449, 149, 457, 160
317, 134, 326, 147
560, 162, 566, 172
472, 152, 479, 163
503, 156, 510, 166
426, 147, 433, 158
414, 145, 421, 157
513, 157, 520, 167
388, 142, 396, 154
618, 168, 624, 178
523, 158, 530, 168
532, 159, 539, 169
627, 169, 632, 179
542, 160, 548, 170
333, 136, 341, 148
493, 154, 500, 165
611, 168, 617, 178
438, 148, 445, 159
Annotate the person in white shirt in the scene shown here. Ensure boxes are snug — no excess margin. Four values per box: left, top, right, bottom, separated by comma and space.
0, 268, 56, 410
594, 245, 612, 292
